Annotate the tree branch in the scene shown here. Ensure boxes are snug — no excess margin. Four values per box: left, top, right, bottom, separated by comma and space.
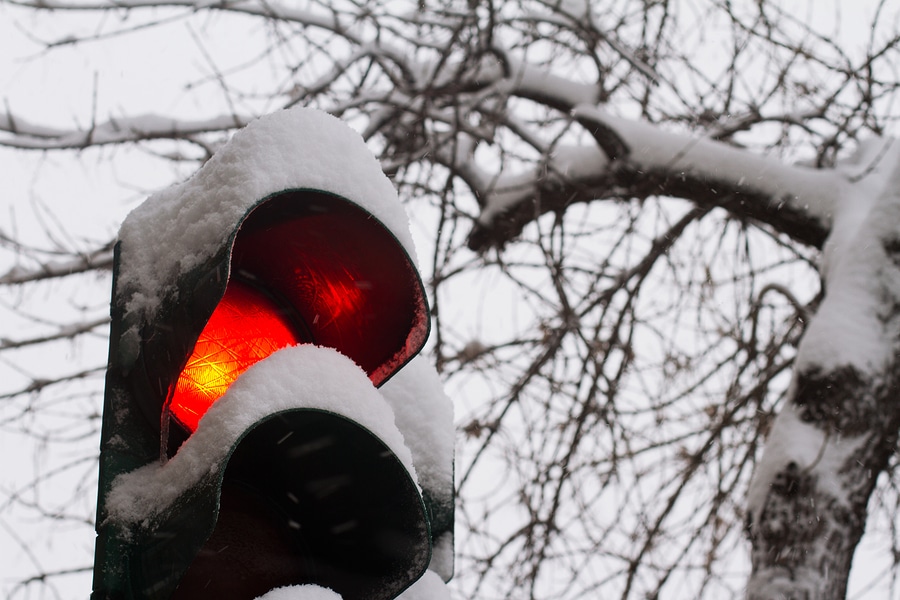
0, 317, 109, 351
0, 112, 252, 150
0, 246, 114, 284
464, 105, 837, 251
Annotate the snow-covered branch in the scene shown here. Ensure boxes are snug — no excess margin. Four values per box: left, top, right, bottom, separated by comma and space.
0, 112, 250, 150
461, 103, 839, 251
8, 0, 363, 44
0, 366, 105, 400
745, 132, 900, 600
0, 245, 114, 284
380, 57, 840, 251
0, 317, 109, 351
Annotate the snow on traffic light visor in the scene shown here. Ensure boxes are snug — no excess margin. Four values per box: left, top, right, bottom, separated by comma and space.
161, 190, 430, 436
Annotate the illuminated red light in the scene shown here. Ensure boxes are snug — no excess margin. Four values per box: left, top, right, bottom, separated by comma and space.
167, 280, 300, 432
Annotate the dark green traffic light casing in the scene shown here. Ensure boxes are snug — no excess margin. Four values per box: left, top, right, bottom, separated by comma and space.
91, 108, 454, 600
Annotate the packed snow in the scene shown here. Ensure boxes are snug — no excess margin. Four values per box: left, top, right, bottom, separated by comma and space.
380, 357, 453, 500
105, 346, 418, 527
380, 356, 455, 580
254, 585, 342, 600
251, 570, 450, 600
798, 137, 900, 373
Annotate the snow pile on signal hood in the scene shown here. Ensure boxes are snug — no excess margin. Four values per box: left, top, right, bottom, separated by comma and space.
255, 585, 342, 600
394, 570, 451, 600
255, 570, 450, 600
116, 107, 416, 322
379, 357, 453, 500
105, 345, 417, 526
380, 356, 455, 581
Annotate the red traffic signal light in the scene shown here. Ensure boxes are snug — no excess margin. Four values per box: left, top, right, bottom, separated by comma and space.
168, 279, 302, 432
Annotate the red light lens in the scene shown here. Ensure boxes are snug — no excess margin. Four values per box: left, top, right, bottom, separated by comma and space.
167, 280, 300, 432
230, 195, 428, 386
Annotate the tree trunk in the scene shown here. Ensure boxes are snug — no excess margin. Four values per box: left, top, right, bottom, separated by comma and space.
746, 139, 900, 598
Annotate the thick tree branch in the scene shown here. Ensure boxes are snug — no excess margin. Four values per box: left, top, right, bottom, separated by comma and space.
464, 105, 838, 251
745, 140, 900, 598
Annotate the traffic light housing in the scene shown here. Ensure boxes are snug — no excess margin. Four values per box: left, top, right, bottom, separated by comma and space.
91, 108, 453, 599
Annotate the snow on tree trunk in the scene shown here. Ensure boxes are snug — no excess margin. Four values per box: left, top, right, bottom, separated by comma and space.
746, 138, 900, 599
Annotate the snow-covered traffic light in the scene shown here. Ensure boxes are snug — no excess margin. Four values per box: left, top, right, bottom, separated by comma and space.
91, 109, 453, 600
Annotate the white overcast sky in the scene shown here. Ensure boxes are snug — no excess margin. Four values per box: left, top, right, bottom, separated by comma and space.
2, 1, 900, 599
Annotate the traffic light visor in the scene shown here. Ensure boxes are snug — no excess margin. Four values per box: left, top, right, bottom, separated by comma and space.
162, 190, 429, 437
130, 409, 431, 600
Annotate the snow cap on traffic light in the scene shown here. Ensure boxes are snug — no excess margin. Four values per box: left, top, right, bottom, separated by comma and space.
114, 107, 421, 368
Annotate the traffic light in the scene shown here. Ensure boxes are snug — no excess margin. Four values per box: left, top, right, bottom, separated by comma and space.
91, 108, 453, 600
